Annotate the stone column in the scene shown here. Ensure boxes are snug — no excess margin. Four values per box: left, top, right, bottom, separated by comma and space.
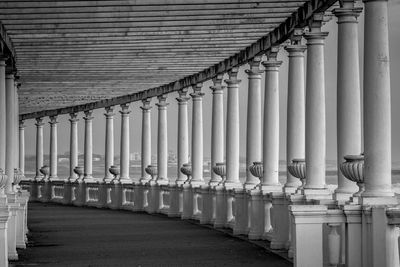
224, 68, 241, 188
209, 75, 225, 186
176, 89, 190, 185
245, 56, 263, 189
120, 103, 130, 181
104, 106, 114, 182
34, 118, 44, 180
83, 110, 94, 180
19, 120, 25, 175
333, 1, 363, 200
140, 99, 152, 183
285, 32, 306, 193
261, 47, 282, 192
156, 95, 169, 185
362, 0, 395, 201
303, 14, 330, 196
69, 113, 79, 181
14, 82, 19, 171
191, 83, 204, 186
0, 58, 6, 170
49, 115, 58, 180
5, 73, 15, 192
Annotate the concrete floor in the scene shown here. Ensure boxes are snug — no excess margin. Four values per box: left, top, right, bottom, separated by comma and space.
12, 202, 292, 267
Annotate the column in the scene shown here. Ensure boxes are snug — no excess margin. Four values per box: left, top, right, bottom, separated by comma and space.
224, 68, 241, 188
362, 0, 394, 200
304, 14, 330, 195
209, 75, 225, 186
0, 57, 5, 170
140, 99, 152, 183
120, 103, 130, 181
156, 95, 169, 184
5, 73, 15, 192
261, 47, 282, 191
19, 120, 25, 175
49, 115, 58, 180
333, 1, 363, 199
245, 56, 263, 189
68, 113, 79, 181
176, 89, 190, 185
14, 82, 19, 170
34, 118, 44, 180
83, 110, 93, 180
285, 31, 306, 193
104, 106, 114, 182
191, 83, 204, 186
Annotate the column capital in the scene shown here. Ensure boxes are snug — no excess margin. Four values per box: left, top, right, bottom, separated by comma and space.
104, 106, 115, 118
261, 60, 283, 70
156, 94, 169, 108
333, 7, 363, 22
266, 45, 280, 61
49, 115, 58, 125
19, 120, 25, 129
285, 45, 307, 56
141, 98, 152, 111
176, 88, 190, 103
191, 83, 205, 99
69, 112, 79, 122
35, 117, 44, 127
210, 74, 226, 93
84, 110, 94, 120
307, 12, 332, 33
288, 28, 305, 45
0, 55, 8, 65
120, 103, 131, 115
245, 56, 263, 77
225, 67, 241, 85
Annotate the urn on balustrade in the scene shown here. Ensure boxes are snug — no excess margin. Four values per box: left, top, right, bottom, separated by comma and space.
340, 154, 364, 197
180, 163, 192, 184
213, 162, 226, 185
287, 159, 306, 190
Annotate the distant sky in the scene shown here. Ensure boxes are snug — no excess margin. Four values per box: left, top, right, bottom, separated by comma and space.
24, 2, 400, 165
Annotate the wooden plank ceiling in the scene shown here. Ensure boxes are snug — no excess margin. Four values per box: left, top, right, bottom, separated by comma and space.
0, 0, 310, 115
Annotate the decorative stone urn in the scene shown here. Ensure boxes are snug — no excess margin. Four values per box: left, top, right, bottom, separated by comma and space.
73, 166, 84, 182
0, 169, 7, 195
213, 162, 226, 185
145, 164, 158, 183
249, 161, 263, 182
287, 159, 306, 189
40, 165, 50, 181
109, 165, 120, 182
13, 168, 22, 187
340, 154, 364, 197
180, 163, 192, 184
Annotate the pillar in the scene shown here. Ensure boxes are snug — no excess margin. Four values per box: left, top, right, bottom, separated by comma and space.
209, 75, 225, 186
303, 14, 330, 196
84, 110, 93, 180
224, 68, 241, 188
104, 106, 114, 182
120, 103, 130, 181
0, 57, 5, 170
156, 95, 169, 185
49, 115, 58, 180
333, 1, 363, 200
69, 113, 79, 181
191, 83, 204, 186
5, 73, 15, 192
34, 117, 44, 180
19, 120, 25, 175
285, 32, 306, 193
261, 47, 282, 192
140, 99, 152, 183
362, 0, 395, 201
176, 89, 190, 185
14, 82, 19, 172
245, 56, 263, 189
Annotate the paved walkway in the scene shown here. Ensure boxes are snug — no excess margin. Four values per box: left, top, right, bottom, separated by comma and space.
13, 202, 292, 267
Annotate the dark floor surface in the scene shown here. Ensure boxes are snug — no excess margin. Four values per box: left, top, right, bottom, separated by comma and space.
12, 202, 292, 267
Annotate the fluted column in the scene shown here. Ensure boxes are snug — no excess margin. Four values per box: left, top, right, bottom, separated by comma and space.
261, 47, 282, 192
120, 103, 130, 181
245, 57, 263, 189
333, 1, 363, 199
140, 99, 152, 183
156, 95, 169, 185
19, 120, 25, 175
49, 116, 58, 180
34, 118, 44, 180
104, 106, 114, 182
209, 75, 225, 186
0, 58, 5, 170
84, 110, 93, 180
362, 0, 394, 201
224, 68, 241, 188
176, 89, 190, 185
304, 14, 330, 195
191, 83, 204, 186
69, 113, 79, 181
5, 73, 15, 192
285, 33, 306, 193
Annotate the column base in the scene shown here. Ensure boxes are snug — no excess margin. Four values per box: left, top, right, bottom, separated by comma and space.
283, 186, 298, 194
223, 182, 242, 189
302, 188, 332, 200
334, 191, 353, 204
156, 178, 169, 186
260, 184, 282, 193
